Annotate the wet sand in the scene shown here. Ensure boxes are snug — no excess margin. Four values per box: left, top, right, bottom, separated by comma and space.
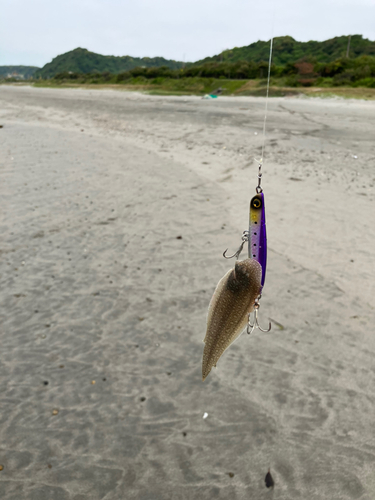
1, 85, 375, 499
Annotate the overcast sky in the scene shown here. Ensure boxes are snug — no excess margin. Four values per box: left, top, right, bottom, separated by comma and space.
1, 0, 374, 67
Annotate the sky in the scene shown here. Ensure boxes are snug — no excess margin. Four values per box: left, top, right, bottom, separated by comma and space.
1, 0, 375, 67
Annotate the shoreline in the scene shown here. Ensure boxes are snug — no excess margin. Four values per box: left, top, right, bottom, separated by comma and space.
3, 80, 375, 101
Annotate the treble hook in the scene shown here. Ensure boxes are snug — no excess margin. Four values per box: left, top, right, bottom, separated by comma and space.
247, 297, 271, 334
223, 231, 249, 260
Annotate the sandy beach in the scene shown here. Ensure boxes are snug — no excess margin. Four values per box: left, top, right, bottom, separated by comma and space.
1, 85, 375, 499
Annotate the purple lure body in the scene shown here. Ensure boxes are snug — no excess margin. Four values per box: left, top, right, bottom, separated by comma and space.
248, 192, 267, 288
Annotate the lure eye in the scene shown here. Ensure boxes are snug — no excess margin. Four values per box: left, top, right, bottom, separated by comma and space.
251, 197, 262, 209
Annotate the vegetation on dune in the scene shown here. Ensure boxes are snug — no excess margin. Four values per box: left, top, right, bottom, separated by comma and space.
36, 74, 247, 95
47, 54, 375, 89
34, 76, 375, 100
34, 48, 184, 79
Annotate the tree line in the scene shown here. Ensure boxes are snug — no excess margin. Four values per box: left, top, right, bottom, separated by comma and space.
52, 55, 375, 87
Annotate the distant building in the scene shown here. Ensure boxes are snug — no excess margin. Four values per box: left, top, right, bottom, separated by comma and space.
6, 72, 25, 80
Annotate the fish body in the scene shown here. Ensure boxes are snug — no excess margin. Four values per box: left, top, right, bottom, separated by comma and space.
249, 192, 267, 287
202, 258, 262, 381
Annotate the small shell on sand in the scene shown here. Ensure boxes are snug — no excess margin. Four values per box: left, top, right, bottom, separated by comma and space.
202, 259, 262, 381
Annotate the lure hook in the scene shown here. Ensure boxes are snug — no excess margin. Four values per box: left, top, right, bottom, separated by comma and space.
223, 231, 249, 260
247, 297, 271, 334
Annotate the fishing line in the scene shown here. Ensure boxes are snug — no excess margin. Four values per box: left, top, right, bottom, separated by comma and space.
261, 34, 277, 489
260, 35, 274, 166
202, 29, 278, 490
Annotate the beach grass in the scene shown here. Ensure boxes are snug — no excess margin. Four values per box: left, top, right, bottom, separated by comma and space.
21, 78, 375, 100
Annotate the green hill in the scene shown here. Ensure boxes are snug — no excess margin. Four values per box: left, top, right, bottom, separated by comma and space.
0, 66, 40, 79
196, 35, 375, 66
35, 48, 185, 78
31, 35, 375, 81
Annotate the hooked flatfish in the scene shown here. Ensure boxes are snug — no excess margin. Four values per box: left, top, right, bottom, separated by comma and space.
202, 258, 262, 381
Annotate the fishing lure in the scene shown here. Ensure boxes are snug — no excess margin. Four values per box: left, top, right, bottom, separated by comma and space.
202, 162, 271, 381
249, 190, 267, 288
